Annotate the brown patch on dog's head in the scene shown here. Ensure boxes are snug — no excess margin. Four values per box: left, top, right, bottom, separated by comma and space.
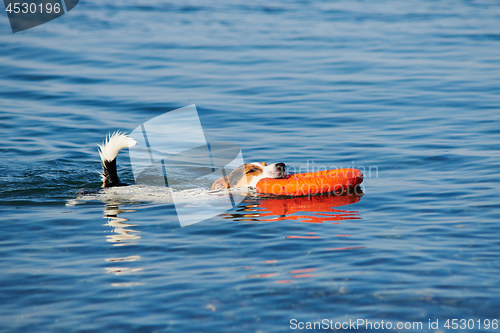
211, 176, 230, 190
211, 163, 267, 190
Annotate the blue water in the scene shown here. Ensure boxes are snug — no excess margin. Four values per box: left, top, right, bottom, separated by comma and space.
1, 1, 500, 332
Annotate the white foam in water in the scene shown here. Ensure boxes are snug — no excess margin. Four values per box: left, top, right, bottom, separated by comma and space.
66, 184, 251, 227
66, 185, 248, 206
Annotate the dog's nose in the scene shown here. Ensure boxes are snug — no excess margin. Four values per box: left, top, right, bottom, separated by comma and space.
276, 162, 285, 173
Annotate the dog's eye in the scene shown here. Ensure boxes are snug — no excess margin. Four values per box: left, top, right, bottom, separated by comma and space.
246, 168, 258, 174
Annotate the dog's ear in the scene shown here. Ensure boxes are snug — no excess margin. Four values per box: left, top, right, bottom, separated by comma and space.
260, 162, 267, 166
211, 177, 230, 190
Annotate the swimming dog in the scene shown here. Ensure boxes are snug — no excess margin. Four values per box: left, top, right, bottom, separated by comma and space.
98, 132, 286, 189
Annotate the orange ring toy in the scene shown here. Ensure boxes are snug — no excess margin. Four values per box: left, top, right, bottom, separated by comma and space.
256, 168, 363, 196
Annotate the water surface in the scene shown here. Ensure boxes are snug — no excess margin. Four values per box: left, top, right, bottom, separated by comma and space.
1, 0, 500, 331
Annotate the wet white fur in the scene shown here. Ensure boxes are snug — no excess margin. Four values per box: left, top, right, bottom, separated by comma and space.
98, 132, 137, 163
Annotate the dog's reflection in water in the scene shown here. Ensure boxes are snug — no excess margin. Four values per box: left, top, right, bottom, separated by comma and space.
222, 191, 363, 224
104, 204, 141, 245
103, 203, 144, 287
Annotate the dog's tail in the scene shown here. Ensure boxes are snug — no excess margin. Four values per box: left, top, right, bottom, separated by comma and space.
98, 132, 137, 188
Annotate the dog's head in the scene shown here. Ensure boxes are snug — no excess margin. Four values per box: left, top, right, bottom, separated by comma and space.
211, 162, 286, 190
